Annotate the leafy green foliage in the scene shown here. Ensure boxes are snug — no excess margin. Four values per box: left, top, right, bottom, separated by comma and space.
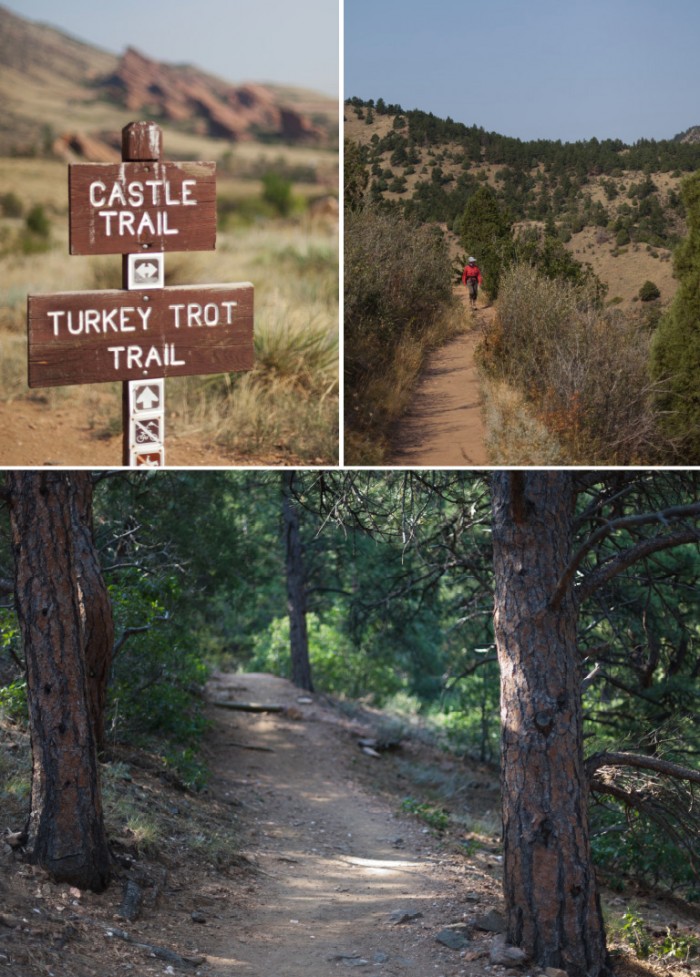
0, 680, 26, 723
591, 803, 698, 891
516, 228, 606, 295
400, 796, 449, 831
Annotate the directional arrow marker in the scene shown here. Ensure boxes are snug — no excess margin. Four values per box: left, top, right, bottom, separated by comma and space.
135, 385, 161, 411
136, 261, 158, 280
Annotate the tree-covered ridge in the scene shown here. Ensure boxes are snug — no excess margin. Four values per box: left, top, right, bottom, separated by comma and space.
345, 97, 695, 250
347, 96, 700, 174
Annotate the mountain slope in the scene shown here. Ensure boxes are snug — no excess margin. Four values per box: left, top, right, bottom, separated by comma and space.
0, 5, 336, 157
345, 98, 700, 306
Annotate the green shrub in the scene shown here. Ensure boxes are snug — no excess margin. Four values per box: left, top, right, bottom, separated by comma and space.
25, 203, 50, 238
0, 192, 23, 218
262, 172, 293, 217
639, 280, 661, 302
400, 796, 449, 831
651, 170, 700, 458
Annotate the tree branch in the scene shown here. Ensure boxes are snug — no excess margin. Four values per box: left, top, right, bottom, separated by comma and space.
113, 615, 169, 658
586, 751, 700, 786
576, 528, 700, 604
549, 503, 700, 610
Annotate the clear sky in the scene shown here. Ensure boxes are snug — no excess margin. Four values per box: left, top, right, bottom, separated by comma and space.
345, 0, 700, 144
2, 0, 339, 96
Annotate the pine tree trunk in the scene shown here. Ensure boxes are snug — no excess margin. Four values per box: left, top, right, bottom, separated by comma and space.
7, 472, 111, 892
73, 475, 114, 756
282, 472, 314, 692
491, 472, 610, 977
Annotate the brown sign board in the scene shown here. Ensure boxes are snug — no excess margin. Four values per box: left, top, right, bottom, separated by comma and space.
68, 161, 217, 255
27, 283, 253, 387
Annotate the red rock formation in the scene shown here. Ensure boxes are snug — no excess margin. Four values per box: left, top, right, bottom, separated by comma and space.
102, 48, 321, 143
53, 132, 121, 162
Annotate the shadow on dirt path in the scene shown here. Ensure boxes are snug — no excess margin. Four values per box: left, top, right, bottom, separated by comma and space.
201, 673, 502, 977
388, 292, 493, 467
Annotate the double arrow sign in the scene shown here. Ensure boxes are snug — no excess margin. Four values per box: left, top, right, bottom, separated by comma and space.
26, 121, 255, 466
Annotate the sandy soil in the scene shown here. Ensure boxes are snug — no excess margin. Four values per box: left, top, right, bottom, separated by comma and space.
201, 673, 504, 977
389, 294, 491, 467
0, 394, 304, 468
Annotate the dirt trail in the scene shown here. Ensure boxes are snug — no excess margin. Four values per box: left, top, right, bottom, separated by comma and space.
389, 295, 492, 467
201, 672, 502, 977
0, 394, 304, 467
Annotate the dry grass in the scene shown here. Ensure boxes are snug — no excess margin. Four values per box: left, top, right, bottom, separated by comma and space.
481, 379, 564, 465
345, 301, 465, 465
0, 158, 338, 464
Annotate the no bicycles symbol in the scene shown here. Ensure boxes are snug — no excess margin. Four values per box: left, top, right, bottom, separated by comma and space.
134, 416, 162, 445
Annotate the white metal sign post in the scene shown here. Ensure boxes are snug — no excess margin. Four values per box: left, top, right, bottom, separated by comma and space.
122, 125, 166, 466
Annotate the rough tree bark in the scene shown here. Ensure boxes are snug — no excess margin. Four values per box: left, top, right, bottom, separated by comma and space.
491, 471, 610, 977
282, 471, 314, 692
73, 474, 115, 756
7, 471, 112, 891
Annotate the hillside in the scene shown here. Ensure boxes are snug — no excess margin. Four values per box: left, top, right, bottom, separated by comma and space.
345, 98, 700, 307
0, 4, 337, 159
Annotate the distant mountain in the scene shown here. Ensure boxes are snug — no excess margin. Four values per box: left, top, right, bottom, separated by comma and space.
0, 4, 336, 158
675, 125, 700, 144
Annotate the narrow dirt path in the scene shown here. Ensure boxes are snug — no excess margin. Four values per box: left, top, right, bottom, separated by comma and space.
201, 673, 502, 977
388, 294, 492, 467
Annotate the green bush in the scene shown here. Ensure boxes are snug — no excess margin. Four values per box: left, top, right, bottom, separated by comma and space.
262, 172, 293, 217
25, 203, 50, 238
459, 185, 513, 298
0, 192, 23, 218
639, 280, 661, 302
250, 611, 403, 701
651, 170, 700, 458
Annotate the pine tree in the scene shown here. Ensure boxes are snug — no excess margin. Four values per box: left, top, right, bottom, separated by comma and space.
650, 171, 700, 459
459, 186, 513, 298
344, 140, 369, 212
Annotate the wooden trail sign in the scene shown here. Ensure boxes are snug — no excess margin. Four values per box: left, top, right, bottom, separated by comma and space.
25, 121, 255, 468
27, 283, 254, 387
69, 161, 216, 255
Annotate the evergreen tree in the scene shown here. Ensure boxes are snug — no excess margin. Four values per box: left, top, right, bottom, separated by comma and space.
650, 171, 700, 459
344, 140, 369, 212
459, 186, 513, 298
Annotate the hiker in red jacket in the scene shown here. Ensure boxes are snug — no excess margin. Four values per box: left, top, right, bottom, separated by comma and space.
462, 257, 484, 311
